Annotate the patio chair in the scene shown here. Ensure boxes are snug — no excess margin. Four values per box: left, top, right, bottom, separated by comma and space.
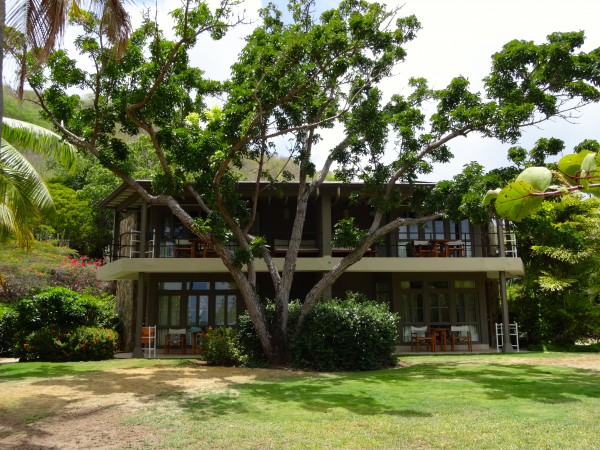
410, 326, 435, 352
446, 240, 465, 257
141, 325, 156, 358
412, 240, 436, 257
164, 328, 187, 354
450, 325, 472, 352
174, 239, 193, 258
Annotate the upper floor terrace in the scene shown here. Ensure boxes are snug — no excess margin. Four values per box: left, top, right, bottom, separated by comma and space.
99, 181, 523, 280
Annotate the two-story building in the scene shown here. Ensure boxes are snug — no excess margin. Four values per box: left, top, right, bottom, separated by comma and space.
98, 180, 523, 354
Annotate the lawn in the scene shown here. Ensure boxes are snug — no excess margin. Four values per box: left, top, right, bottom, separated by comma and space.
0, 353, 599, 449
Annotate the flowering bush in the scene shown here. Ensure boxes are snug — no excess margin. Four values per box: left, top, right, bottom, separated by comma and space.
7, 287, 120, 360
203, 327, 243, 366
51, 256, 113, 295
19, 327, 118, 361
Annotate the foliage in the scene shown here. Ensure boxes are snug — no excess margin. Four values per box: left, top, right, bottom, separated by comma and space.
0, 139, 54, 246
331, 217, 368, 248
6, 287, 119, 360
0, 303, 16, 356
0, 240, 112, 301
291, 293, 398, 371
237, 300, 302, 368
202, 326, 243, 366
2, 87, 52, 128
50, 256, 113, 295
509, 195, 600, 345
26, 0, 600, 364
17, 326, 118, 362
39, 182, 103, 255
238, 294, 397, 371
485, 145, 600, 221
0, 240, 76, 301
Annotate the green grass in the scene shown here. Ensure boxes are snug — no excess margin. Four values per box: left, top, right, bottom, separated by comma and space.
1, 354, 599, 449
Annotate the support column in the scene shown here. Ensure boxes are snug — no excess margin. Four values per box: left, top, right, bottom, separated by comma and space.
140, 200, 148, 258
132, 272, 145, 358
320, 194, 332, 256
112, 209, 120, 261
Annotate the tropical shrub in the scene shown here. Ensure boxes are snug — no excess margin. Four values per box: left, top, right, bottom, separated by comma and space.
291, 294, 399, 371
0, 304, 16, 356
237, 300, 302, 367
9, 287, 119, 361
238, 293, 399, 371
203, 326, 243, 366
19, 326, 118, 361
509, 195, 600, 345
51, 256, 113, 295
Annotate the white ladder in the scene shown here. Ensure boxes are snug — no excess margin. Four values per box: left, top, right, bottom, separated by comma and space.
496, 322, 520, 352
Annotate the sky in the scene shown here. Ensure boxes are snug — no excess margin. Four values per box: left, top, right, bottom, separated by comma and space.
16, 0, 600, 182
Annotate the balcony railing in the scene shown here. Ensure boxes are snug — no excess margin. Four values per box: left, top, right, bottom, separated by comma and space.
104, 230, 518, 262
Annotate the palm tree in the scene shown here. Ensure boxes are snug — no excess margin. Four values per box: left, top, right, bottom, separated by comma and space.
5, 0, 132, 97
0, 1, 130, 245
0, 118, 77, 246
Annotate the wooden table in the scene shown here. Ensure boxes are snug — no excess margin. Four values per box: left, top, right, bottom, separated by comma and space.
431, 327, 448, 351
189, 239, 215, 258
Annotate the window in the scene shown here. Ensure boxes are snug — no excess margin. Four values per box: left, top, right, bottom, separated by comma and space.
216, 294, 237, 326
398, 224, 420, 240
402, 292, 424, 323
455, 292, 477, 323
155, 279, 239, 329
158, 294, 181, 326
187, 295, 208, 327
399, 277, 480, 342
375, 282, 391, 304
429, 292, 450, 322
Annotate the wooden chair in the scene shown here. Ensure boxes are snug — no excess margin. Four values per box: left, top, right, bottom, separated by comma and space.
446, 240, 465, 257
410, 326, 436, 352
164, 328, 187, 354
141, 325, 156, 358
174, 239, 193, 258
450, 325, 472, 352
412, 240, 436, 257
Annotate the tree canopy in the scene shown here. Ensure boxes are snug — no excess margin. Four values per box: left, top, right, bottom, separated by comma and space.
20, 0, 600, 363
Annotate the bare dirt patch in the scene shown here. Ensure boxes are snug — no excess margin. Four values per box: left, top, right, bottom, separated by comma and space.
0, 362, 296, 450
0, 355, 599, 449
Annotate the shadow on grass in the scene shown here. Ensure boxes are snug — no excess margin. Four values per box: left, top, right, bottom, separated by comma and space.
2, 357, 599, 424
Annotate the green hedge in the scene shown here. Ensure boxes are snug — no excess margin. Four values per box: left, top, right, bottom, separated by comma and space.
291, 296, 399, 371
19, 327, 118, 361
0, 304, 15, 356
3, 287, 120, 361
203, 327, 244, 366
238, 294, 399, 371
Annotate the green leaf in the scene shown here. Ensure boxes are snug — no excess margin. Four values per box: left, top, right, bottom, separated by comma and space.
581, 153, 597, 172
558, 151, 592, 179
495, 181, 544, 221
515, 167, 552, 192
482, 188, 501, 206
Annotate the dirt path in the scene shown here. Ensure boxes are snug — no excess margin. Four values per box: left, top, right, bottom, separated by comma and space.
0, 355, 599, 449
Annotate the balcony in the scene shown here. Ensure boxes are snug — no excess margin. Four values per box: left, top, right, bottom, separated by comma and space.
106, 230, 518, 262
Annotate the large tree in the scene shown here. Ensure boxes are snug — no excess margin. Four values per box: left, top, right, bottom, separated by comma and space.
25, 0, 600, 363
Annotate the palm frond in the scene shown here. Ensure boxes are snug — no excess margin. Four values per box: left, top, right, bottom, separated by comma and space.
3, 117, 77, 172
0, 139, 55, 246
